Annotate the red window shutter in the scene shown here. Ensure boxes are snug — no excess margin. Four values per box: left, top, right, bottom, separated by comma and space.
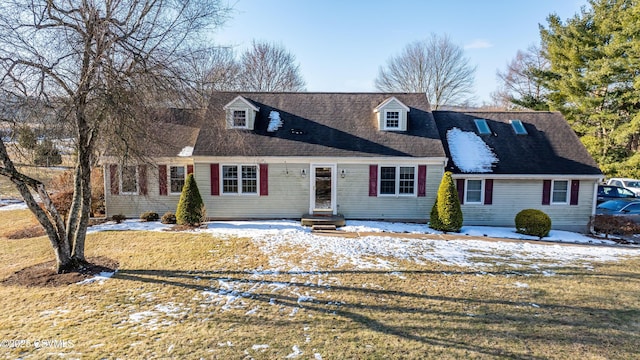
158, 165, 167, 196
138, 165, 148, 195
210, 163, 219, 196
456, 179, 465, 205
542, 180, 552, 205
187, 164, 194, 175
369, 165, 378, 196
570, 180, 580, 205
259, 164, 268, 196
484, 179, 493, 205
417, 165, 427, 197
109, 164, 119, 195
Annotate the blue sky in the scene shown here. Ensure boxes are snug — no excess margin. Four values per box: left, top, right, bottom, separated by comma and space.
212, 0, 587, 104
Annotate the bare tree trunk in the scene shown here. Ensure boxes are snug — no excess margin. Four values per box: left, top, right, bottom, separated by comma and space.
0, 140, 72, 272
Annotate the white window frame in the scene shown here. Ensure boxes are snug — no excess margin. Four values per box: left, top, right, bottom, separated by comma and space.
168, 165, 187, 195
378, 165, 417, 197
221, 164, 259, 196
465, 179, 484, 204
120, 165, 139, 195
230, 109, 249, 129
383, 110, 400, 130
551, 180, 569, 204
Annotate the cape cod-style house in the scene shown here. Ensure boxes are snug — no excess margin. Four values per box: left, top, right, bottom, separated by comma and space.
102, 92, 602, 232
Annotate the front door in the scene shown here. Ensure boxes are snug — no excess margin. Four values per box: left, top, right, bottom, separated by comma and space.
310, 164, 336, 214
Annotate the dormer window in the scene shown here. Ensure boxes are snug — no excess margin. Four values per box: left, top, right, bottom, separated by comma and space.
374, 97, 410, 131
385, 111, 400, 129
223, 96, 260, 130
233, 110, 247, 127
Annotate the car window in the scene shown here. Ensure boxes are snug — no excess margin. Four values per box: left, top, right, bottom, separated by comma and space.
619, 188, 635, 197
612, 180, 622, 187
624, 203, 640, 213
626, 181, 640, 187
598, 201, 628, 211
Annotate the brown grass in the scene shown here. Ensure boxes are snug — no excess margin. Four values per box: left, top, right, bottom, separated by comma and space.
0, 210, 639, 359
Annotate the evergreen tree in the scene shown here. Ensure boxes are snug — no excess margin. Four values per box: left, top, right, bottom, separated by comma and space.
539, 0, 640, 177
176, 174, 205, 226
429, 172, 463, 232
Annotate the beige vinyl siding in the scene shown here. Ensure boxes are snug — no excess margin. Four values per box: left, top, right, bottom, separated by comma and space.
460, 179, 596, 232
377, 101, 408, 131
336, 164, 441, 220
105, 161, 192, 218
196, 162, 309, 218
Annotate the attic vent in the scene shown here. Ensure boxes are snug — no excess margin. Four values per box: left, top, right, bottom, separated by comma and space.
267, 111, 283, 132
510, 119, 528, 135
474, 119, 491, 134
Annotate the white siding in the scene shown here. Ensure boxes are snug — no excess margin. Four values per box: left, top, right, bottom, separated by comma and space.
105, 161, 192, 218
460, 179, 596, 232
197, 162, 309, 218
336, 164, 440, 220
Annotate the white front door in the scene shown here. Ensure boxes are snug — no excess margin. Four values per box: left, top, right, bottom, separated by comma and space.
310, 164, 337, 214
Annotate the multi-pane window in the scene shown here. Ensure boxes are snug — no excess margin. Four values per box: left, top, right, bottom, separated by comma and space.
222, 165, 258, 194
385, 111, 400, 128
169, 166, 186, 194
379, 166, 415, 196
241, 165, 257, 193
380, 167, 396, 195
233, 110, 247, 127
399, 167, 415, 194
552, 180, 568, 203
121, 165, 138, 194
466, 179, 483, 203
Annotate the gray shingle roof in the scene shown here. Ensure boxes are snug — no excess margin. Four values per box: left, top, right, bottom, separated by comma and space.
432, 111, 602, 175
193, 92, 446, 158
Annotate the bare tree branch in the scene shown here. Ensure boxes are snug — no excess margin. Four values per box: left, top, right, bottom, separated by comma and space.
374, 34, 476, 109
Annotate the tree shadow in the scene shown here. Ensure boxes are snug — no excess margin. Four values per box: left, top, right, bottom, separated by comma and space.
113, 267, 640, 358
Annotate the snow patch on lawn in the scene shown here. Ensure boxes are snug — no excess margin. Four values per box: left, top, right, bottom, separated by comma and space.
76, 271, 116, 285
87, 219, 171, 233
0, 198, 28, 211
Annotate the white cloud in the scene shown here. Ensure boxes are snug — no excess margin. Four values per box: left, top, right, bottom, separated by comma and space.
464, 39, 493, 49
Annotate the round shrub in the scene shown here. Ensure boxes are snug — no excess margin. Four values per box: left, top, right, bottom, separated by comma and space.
111, 214, 126, 224
515, 209, 551, 238
161, 212, 177, 225
140, 211, 159, 222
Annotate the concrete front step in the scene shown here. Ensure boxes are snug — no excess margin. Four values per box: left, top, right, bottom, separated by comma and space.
301, 213, 346, 227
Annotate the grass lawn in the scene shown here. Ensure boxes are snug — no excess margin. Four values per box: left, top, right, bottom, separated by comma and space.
0, 213, 639, 359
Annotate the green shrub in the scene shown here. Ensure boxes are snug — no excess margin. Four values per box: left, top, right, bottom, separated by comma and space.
429, 172, 463, 233
176, 174, 204, 226
111, 214, 126, 224
161, 212, 177, 224
515, 209, 551, 238
140, 211, 159, 222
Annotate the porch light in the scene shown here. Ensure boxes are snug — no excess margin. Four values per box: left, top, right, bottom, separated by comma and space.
340, 169, 347, 178
301, 169, 306, 177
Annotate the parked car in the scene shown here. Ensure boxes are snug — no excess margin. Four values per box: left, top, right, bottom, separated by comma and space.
597, 185, 637, 204
596, 199, 640, 223
606, 178, 640, 196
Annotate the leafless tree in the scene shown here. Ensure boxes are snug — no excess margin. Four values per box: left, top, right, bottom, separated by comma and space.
492, 44, 550, 110
0, 0, 230, 273
375, 34, 476, 109
182, 46, 241, 107
238, 40, 306, 92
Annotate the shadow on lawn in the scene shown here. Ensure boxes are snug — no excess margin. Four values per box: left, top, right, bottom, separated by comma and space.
114, 268, 640, 359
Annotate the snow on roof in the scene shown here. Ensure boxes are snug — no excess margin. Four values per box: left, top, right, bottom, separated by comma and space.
267, 111, 283, 132
178, 146, 194, 157
446, 127, 498, 173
